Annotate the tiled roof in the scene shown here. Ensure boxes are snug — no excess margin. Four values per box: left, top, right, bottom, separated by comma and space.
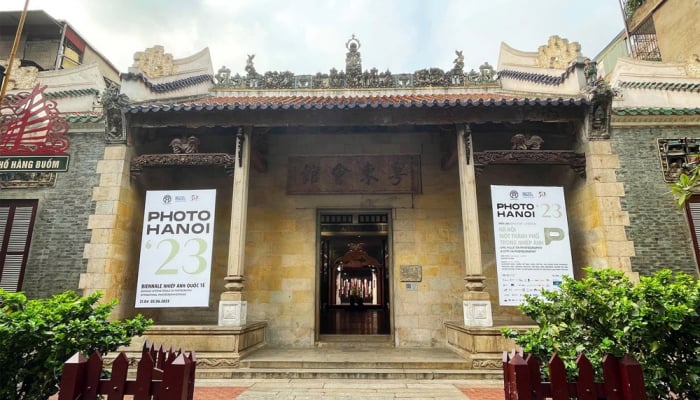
618, 81, 700, 92
121, 72, 214, 93
613, 107, 700, 116
127, 94, 588, 113
61, 112, 104, 123
46, 88, 101, 98
497, 63, 578, 86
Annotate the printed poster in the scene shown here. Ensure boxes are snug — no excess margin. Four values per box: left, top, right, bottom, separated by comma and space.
135, 189, 216, 308
491, 185, 573, 306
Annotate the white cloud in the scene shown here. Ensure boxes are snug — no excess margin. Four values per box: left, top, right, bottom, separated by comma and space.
1, 0, 624, 74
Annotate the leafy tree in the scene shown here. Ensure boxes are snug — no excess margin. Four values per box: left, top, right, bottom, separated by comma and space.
0, 290, 152, 400
503, 268, 700, 399
670, 169, 700, 207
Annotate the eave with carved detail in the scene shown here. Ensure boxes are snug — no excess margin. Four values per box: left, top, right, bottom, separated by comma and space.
611, 113, 700, 127
130, 153, 235, 180
473, 150, 586, 178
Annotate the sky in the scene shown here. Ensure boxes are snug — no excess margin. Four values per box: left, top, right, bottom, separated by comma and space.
1, 0, 626, 75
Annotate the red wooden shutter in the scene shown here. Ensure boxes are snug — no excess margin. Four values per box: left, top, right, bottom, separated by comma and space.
0, 200, 38, 292
685, 197, 700, 270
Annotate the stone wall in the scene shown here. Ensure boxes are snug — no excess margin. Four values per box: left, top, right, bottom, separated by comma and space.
5, 130, 105, 298
610, 126, 699, 276
244, 129, 465, 347
82, 148, 234, 321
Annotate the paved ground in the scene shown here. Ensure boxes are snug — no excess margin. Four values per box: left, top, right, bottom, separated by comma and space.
193, 379, 504, 399
51, 378, 503, 399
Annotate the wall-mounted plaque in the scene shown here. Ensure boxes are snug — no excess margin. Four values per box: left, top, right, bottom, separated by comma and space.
400, 265, 422, 282
287, 154, 421, 194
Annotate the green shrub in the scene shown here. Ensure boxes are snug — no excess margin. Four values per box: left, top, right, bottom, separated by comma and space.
0, 290, 152, 400
502, 268, 700, 399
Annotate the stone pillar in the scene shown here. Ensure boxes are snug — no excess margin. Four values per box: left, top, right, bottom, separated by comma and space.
456, 125, 493, 327
219, 127, 251, 326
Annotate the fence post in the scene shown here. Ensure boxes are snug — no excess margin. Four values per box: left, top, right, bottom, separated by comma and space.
548, 354, 569, 400
525, 354, 543, 399
160, 353, 192, 400
84, 351, 104, 400
58, 352, 87, 400
508, 352, 531, 400
106, 352, 129, 400
575, 353, 597, 400
619, 354, 647, 400
187, 351, 197, 400
503, 351, 511, 399
602, 354, 623, 400
133, 351, 156, 400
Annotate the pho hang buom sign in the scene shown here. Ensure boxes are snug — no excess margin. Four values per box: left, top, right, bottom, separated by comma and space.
135, 189, 216, 308
490, 185, 573, 306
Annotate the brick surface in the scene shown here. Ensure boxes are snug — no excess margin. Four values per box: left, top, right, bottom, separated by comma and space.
18, 132, 105, 298
610, 126, 700, 276
459, 387, 504, 400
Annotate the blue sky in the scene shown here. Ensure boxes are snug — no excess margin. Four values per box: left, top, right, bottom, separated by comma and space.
1, 0, 625, 75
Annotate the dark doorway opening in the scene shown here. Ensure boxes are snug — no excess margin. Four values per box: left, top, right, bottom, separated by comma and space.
319, 213, 391, 335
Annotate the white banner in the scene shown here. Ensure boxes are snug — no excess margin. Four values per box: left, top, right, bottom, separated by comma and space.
135, 189, 216, 308
491, 185, 573, 306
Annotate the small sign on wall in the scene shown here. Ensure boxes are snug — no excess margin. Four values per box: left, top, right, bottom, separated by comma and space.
400, 265, 422, 282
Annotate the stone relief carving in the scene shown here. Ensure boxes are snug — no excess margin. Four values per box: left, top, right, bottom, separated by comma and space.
686, 53, 700, 78
535, 35, 582, 69
583, 58, 599, 86
0, 172, 56, 188
245, 54, 257, 77
588, 80, 616, 140
101, 84, 130, 142
169, 135, 200, 153
345, 35, 362, 79
132, 45, 177, 77
510, 134, 544, 150
472, 359, 503, 369
0, 59, 38, 90
453, 50, 464, 75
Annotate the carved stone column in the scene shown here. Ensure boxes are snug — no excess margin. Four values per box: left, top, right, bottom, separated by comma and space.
457, 125, 493, 327
219, 127, 251, 326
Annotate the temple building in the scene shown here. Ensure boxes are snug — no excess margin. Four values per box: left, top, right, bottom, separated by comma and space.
81, 35, 633, 370
2, 4, 699, 376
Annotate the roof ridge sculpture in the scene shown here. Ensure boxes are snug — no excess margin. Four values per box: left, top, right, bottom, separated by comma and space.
213, 36, 498, 90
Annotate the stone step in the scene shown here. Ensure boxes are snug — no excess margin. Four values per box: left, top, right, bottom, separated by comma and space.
224, 368, 503, 380
316, 334, 393, 348
240, 359, 471, 369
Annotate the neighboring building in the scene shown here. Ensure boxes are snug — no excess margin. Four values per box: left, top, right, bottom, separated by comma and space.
0, 10, 119, 86
621, 0, 700, 62
600, 0, 700, 276
0, 10, 116, 297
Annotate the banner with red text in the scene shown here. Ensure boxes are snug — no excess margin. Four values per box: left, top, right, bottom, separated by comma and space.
491, 185, 573, 306
135, 189, 216, 308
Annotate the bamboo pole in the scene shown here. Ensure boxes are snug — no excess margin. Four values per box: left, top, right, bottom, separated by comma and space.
0, 0, 31, 108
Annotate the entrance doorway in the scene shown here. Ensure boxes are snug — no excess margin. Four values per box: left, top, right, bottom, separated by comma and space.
318, 212, 391, 336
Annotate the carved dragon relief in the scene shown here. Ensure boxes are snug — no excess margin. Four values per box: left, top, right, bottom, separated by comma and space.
474, 133, 585, 178
130, 134, 234, 181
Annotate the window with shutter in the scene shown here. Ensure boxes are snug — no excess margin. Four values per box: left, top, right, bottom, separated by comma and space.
685, 198, 700, 270
0, 200, 38, 292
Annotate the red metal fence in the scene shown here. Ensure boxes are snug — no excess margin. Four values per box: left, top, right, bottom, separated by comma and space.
58, 342, 196, 400
502, 351, 647, 400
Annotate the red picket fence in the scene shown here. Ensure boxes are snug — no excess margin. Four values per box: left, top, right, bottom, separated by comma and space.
58, 342, 196, 400
502, 351, 647, 400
